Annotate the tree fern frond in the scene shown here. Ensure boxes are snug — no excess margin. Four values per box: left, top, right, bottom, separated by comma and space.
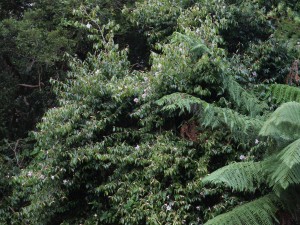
270, 138, 300, 190
204, 194, 280, 225
202, 104, 263, 143
259, 102, 300, 141
202, 162, 265, 192
268, 84, 300, 104
156, 92, 205, 116
173, 32, 211, 57
156, 92, 263, 144
223, 76, 268, 117
278, 138, 300, 170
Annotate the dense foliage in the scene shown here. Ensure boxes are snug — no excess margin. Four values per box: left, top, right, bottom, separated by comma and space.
0, 0, 299, 224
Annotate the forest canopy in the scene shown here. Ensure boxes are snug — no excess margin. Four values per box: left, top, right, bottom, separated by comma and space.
0, 0, 300, 224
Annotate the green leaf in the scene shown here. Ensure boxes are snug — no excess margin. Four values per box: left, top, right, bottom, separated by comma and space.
260, 102, 300, 141
202, 161, 265, 192
204, 194, 279, 225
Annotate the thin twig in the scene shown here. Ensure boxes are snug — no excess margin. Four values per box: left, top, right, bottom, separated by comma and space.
12, 139, 21, 168
18, 82, 44, 88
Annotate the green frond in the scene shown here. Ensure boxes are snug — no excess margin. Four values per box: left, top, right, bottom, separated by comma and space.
173, 32, 211, 57
156, 92, 263, 144
268, 84, 300, 104
278, 138, 300, 170
224, 76, 268, 117
259, 102, 300, 141
204, 194, 280, 225
202, 105, 263, 144
156, 92, 205, 115
270, 138, 300, 190
202, 162, 264, 192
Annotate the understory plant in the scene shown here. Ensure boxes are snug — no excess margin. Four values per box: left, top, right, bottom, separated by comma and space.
5, 0, 300, 224
202, 101, 300, 225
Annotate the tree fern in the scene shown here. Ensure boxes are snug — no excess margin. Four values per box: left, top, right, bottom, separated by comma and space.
202, 104, 263, 145
157, 92, 263, 144
203, 100, 300, 224
156, 92, 205, 115
268, 84, 300, 104
202, 161, 265, 192
260, 102, 300, 141
172, 32, 211, 58
204, 194, 279, 225
223, 76, 267, 117
278, 138, 300, 169
270, 138, 300, 191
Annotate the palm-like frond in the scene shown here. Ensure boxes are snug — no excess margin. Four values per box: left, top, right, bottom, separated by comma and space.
202, 161, 265, 192
204, 194, 279, 225
259, 102, 300, 141
202, 100, 300, 224
156, 92, 205, 115
268, 84, 300, 104
156, 92, 263, 145
223, 76, 268, 117
202, 104, 263, 144
271, 138, 300, 190
173, 32, 211, 58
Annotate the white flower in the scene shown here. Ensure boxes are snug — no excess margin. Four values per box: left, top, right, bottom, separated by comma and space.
63, 179, 68, 185
196, 206, 201, 210
166, 205, 172, 211
51, 175, 55, 180
27, 171, 33, 177
239, 155, 246, 160
86, 23, 92, 29
133, 98, 139, 103
142, 93, 147, 99
135, 145, 140, 150
255, 139, 259, 144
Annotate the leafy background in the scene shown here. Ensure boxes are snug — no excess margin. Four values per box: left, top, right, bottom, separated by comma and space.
0, 0, 299, 224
